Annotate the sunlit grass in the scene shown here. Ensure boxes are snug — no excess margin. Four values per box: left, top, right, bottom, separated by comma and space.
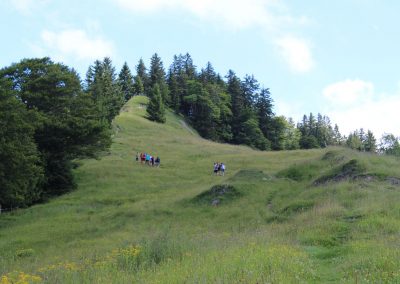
1, 96, 400, 282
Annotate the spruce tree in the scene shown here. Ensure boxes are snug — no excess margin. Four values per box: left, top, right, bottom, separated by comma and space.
149, 53, 169, 104
167, 68, 180, 112
118, 62, 135, 101
146, 83, 166, 123
227, 70, 249, 144
133, 75, 145, 96
149, 53, 166, 87
136, 58, 149, 95
256, 88, 274, 142
87, 57, 124, 123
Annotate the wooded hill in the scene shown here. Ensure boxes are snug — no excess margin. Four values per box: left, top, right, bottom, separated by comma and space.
1, 55, 399, 210
0, 96, 399, 283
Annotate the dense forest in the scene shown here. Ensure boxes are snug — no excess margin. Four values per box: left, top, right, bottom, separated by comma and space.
1, 54, 399, 209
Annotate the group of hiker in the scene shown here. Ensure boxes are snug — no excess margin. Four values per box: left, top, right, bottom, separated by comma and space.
136, 152, 160, 167
135, 152, 227, 176
213, 162, 226, 176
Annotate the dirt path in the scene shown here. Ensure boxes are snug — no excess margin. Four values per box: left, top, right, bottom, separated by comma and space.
180, 120, 196, 135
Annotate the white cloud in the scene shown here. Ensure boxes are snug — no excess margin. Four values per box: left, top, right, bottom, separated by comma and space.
274, 36, 314, 73
113, 0, 312, 35
114, 0, 315, 73
322, 79, 400, 138
37, 29, 114, 61
323, 79, 374, 105
114, 0, 298, 30
9, 0, 49, 14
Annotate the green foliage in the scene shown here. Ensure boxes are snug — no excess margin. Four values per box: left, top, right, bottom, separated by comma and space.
133, 75, 144, 96
146, 83, 166, 123
277, 163, 319, 181
0, 57, 111, 202
298, 113, 339, 149
135, 58, 150, 95
192, 184, 241, 205
300, 135, 320, 149
380, 133, 400, 156
314, 159, 367, 185
86, 57, 124, 123
279, 200, 315, 215
1, 98, 400, 283
118, 62, 135, 101
0, 79, 44, 207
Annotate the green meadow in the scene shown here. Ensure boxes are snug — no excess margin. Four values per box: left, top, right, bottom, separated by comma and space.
1, 96, 400, 283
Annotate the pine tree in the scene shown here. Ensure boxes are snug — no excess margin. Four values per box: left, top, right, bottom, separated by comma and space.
149, 53, 166, 87
136, 58, 149, 95
146, 83, 166, 123
149, 53, 169, 103
87, 57, 124, 123
133, 75, 145, 96
256, 88, 274, 141
241, 74, 259, 107
167, 68, 180, 112
227, 70, 249, 144
118, 62, 135, 101
183, 53, 196, 80
199, 62, 217, 84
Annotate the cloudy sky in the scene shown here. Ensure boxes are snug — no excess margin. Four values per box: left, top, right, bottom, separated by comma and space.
1, 0, 399, 137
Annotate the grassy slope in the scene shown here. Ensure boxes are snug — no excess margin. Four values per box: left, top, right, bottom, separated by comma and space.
1, 96, 400, 283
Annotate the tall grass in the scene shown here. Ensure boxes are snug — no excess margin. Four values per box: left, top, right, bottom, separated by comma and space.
1, 96, 400, 283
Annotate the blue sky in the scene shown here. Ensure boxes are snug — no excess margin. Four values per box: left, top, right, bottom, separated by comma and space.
1, 0, 399, 138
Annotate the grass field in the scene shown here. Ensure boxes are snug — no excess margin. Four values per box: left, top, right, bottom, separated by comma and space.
1, 96, 400, 283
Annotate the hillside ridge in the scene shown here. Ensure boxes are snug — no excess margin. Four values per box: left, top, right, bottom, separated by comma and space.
1, 96, 400, 283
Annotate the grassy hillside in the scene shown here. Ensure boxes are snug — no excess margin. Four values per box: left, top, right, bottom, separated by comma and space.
1, 96, 400, 283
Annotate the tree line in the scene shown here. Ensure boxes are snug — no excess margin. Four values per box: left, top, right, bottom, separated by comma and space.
1, 54, 399, 209
0, 58, 114, 209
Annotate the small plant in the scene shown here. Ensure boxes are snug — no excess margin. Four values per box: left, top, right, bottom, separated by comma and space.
15, 248, 35, 258
192, 184, 241, 205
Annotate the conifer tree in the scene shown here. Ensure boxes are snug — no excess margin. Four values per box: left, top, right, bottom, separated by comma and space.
136, 58, 150, 95
183, 53, 197, 79
86, 57, 124, 123
146, 83, 166, 123
149, 53, 169, 103
118, 62, 135, 101
227, 70, 249, 144
199, 62, 217, 84
133, 75, 145, 96
241, 74, 259, 107
149, 53, 166, 87
167, 68, 180, 112
256, 88, 274, 142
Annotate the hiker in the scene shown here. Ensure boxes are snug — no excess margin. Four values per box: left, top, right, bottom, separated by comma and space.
150, 156, 154, 166
145, 153, 150, 165
140, 153, 145, 164
135, 152, 139, 162
213, 162, 219, 175
217, 163, 222, 175
155, 156, 160, 167
220, 163, 225, 176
